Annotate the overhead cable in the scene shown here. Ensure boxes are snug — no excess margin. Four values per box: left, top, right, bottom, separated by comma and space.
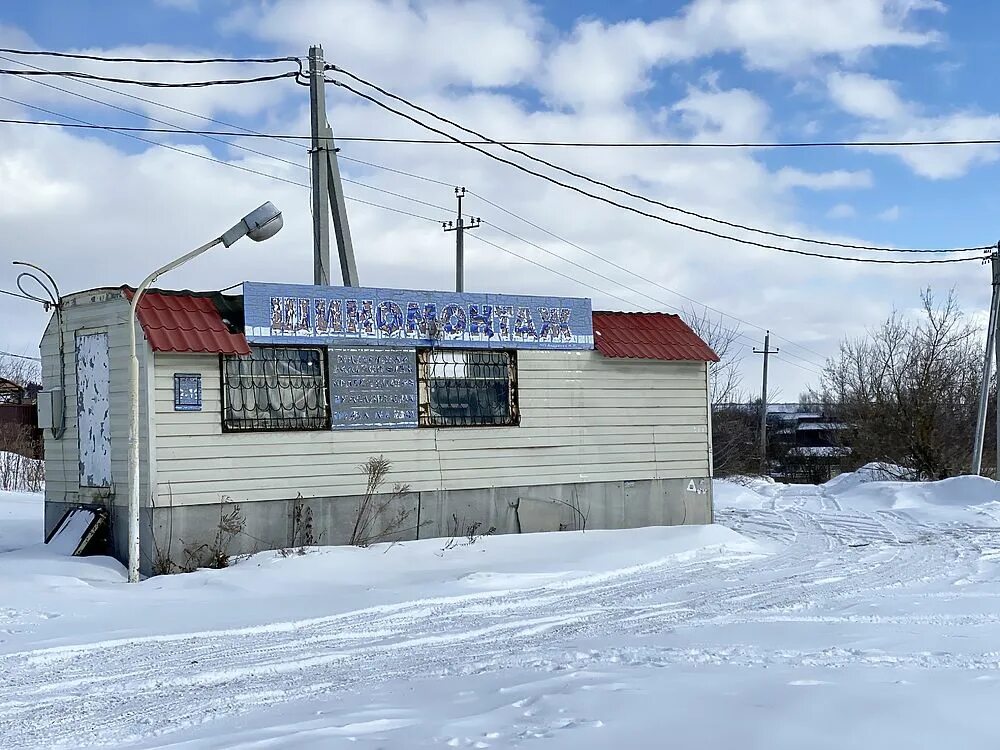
3, 119, 1000, 151
328, 65, 987, 256
328, 78, 982, 265
0, 68, 298, 87
0, 99, 448, 226
320, 150, 831, 365
328, 136, 1000, 149
0, 47, 299, 65
0, 52, 308, 151
471, 195, 828, 367
0, 288, 39, 303
0, 349, 41, 361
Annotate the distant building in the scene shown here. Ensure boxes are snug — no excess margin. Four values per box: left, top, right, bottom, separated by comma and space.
0, 377, 42, 460
38, 282, 720, 574
767, 403, 851, 483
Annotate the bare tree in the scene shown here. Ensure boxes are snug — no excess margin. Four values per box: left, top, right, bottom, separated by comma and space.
815, 289, 989, 480
684, 306, 744, 406
0, 353, 43, 491
684, 307, 760, 476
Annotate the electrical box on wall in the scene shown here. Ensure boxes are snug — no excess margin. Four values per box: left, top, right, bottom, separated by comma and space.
36, 388, 64, 431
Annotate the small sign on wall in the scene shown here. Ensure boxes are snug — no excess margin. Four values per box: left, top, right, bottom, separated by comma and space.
173, 373, 202, 411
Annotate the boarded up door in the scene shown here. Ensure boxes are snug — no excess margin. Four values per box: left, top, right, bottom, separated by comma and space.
76, 332, 111, 487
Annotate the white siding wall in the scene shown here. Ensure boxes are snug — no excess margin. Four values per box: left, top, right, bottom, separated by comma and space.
153, 349, 710, 506
41, 290, 154, 508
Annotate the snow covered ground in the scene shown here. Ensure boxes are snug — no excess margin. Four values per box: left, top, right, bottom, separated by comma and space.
3, 471, 1000, 748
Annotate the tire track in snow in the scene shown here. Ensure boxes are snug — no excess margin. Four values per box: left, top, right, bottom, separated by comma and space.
0, 494, 995, 749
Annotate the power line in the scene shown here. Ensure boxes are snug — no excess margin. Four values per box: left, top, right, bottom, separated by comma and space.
4, 118, 1000, 151
328, 66, 986, 256
479, 219, 827, 373
338, 153, 453, 187
0, 47, 299, 65
0, 56, 460, 220
340, 178, 453, 213
0, 105, 827, 369
470, 193, 828, 367
305, 149, 831, 368
0, 68, 299, 87
328, 78, 982, 266
469, 234, 649, 311
772, 355, 824, 378
327, 136, 1000, 149
471, 231, 824, 379
0, 350, 41, 361
0, 288, 39, 303
0, 117, 316, 141
0, 87, 451, 219
2, 105, 826, 375
0, 61, 888, 366
0, 52, 308, 152
0, 99, 446, 226
0, 62, 840, 365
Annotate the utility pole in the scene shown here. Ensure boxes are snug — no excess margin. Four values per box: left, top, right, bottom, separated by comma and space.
308, 44, 358, 287
754, 331, 779, 476
442, 187, 480, 292
971, 247, 1000, 475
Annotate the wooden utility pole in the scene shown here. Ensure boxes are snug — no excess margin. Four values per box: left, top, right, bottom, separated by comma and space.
442, 187, 480, 292
754, 331, 779, 476
308, 44, 358, 287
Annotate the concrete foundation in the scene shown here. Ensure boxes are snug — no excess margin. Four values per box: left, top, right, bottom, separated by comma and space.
46, 476, 713, 575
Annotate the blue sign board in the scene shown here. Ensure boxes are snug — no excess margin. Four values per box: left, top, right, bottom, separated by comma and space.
328, 347, 418, 429
243, 282, 594, 351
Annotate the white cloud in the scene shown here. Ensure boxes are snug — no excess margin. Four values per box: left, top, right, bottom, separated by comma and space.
827, 72, 911, 120
826, 72, 1000, 179
673, 85, 771, 141
223, 0, 543, 91
776, 168, 873, 191
660, 0, 943, 72
878, 205, 901, 221
827, 203, 857, 219
541, 19, 676, 110
539, 0, 943, 110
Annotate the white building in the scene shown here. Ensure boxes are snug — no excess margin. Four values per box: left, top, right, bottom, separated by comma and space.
40, 281, 718, 573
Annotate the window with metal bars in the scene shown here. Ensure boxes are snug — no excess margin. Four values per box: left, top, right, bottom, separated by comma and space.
417, 349, 519, 427
221, 346, 330, 432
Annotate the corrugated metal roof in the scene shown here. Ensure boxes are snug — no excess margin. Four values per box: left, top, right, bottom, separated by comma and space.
592, 311, 718, 362
123, 288, 250, 356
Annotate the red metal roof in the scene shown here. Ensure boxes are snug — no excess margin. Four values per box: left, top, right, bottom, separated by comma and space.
592, 311, 719, 362
123, 288, 250, 356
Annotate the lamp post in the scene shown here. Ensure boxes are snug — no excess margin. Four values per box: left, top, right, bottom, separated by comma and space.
127, 202, 283, 583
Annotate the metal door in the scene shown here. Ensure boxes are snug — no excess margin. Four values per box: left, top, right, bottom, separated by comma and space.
76, 332, 112, 487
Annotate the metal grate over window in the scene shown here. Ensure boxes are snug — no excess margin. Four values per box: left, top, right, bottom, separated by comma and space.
222, 346, 330, 432
418, 349, 518, 427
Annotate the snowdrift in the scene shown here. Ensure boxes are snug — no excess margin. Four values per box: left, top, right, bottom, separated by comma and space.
716, 464, 1000, 523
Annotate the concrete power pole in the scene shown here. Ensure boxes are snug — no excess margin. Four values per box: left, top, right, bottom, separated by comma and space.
308, 44, 358, 287
754, 331, 779, 476
442, 187, 480, 292
971, 249, 1000, 475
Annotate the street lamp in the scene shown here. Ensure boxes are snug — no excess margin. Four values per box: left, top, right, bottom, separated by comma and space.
127, 202, 283, 583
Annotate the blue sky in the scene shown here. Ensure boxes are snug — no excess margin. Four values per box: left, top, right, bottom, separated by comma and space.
1, 0, 998, 397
